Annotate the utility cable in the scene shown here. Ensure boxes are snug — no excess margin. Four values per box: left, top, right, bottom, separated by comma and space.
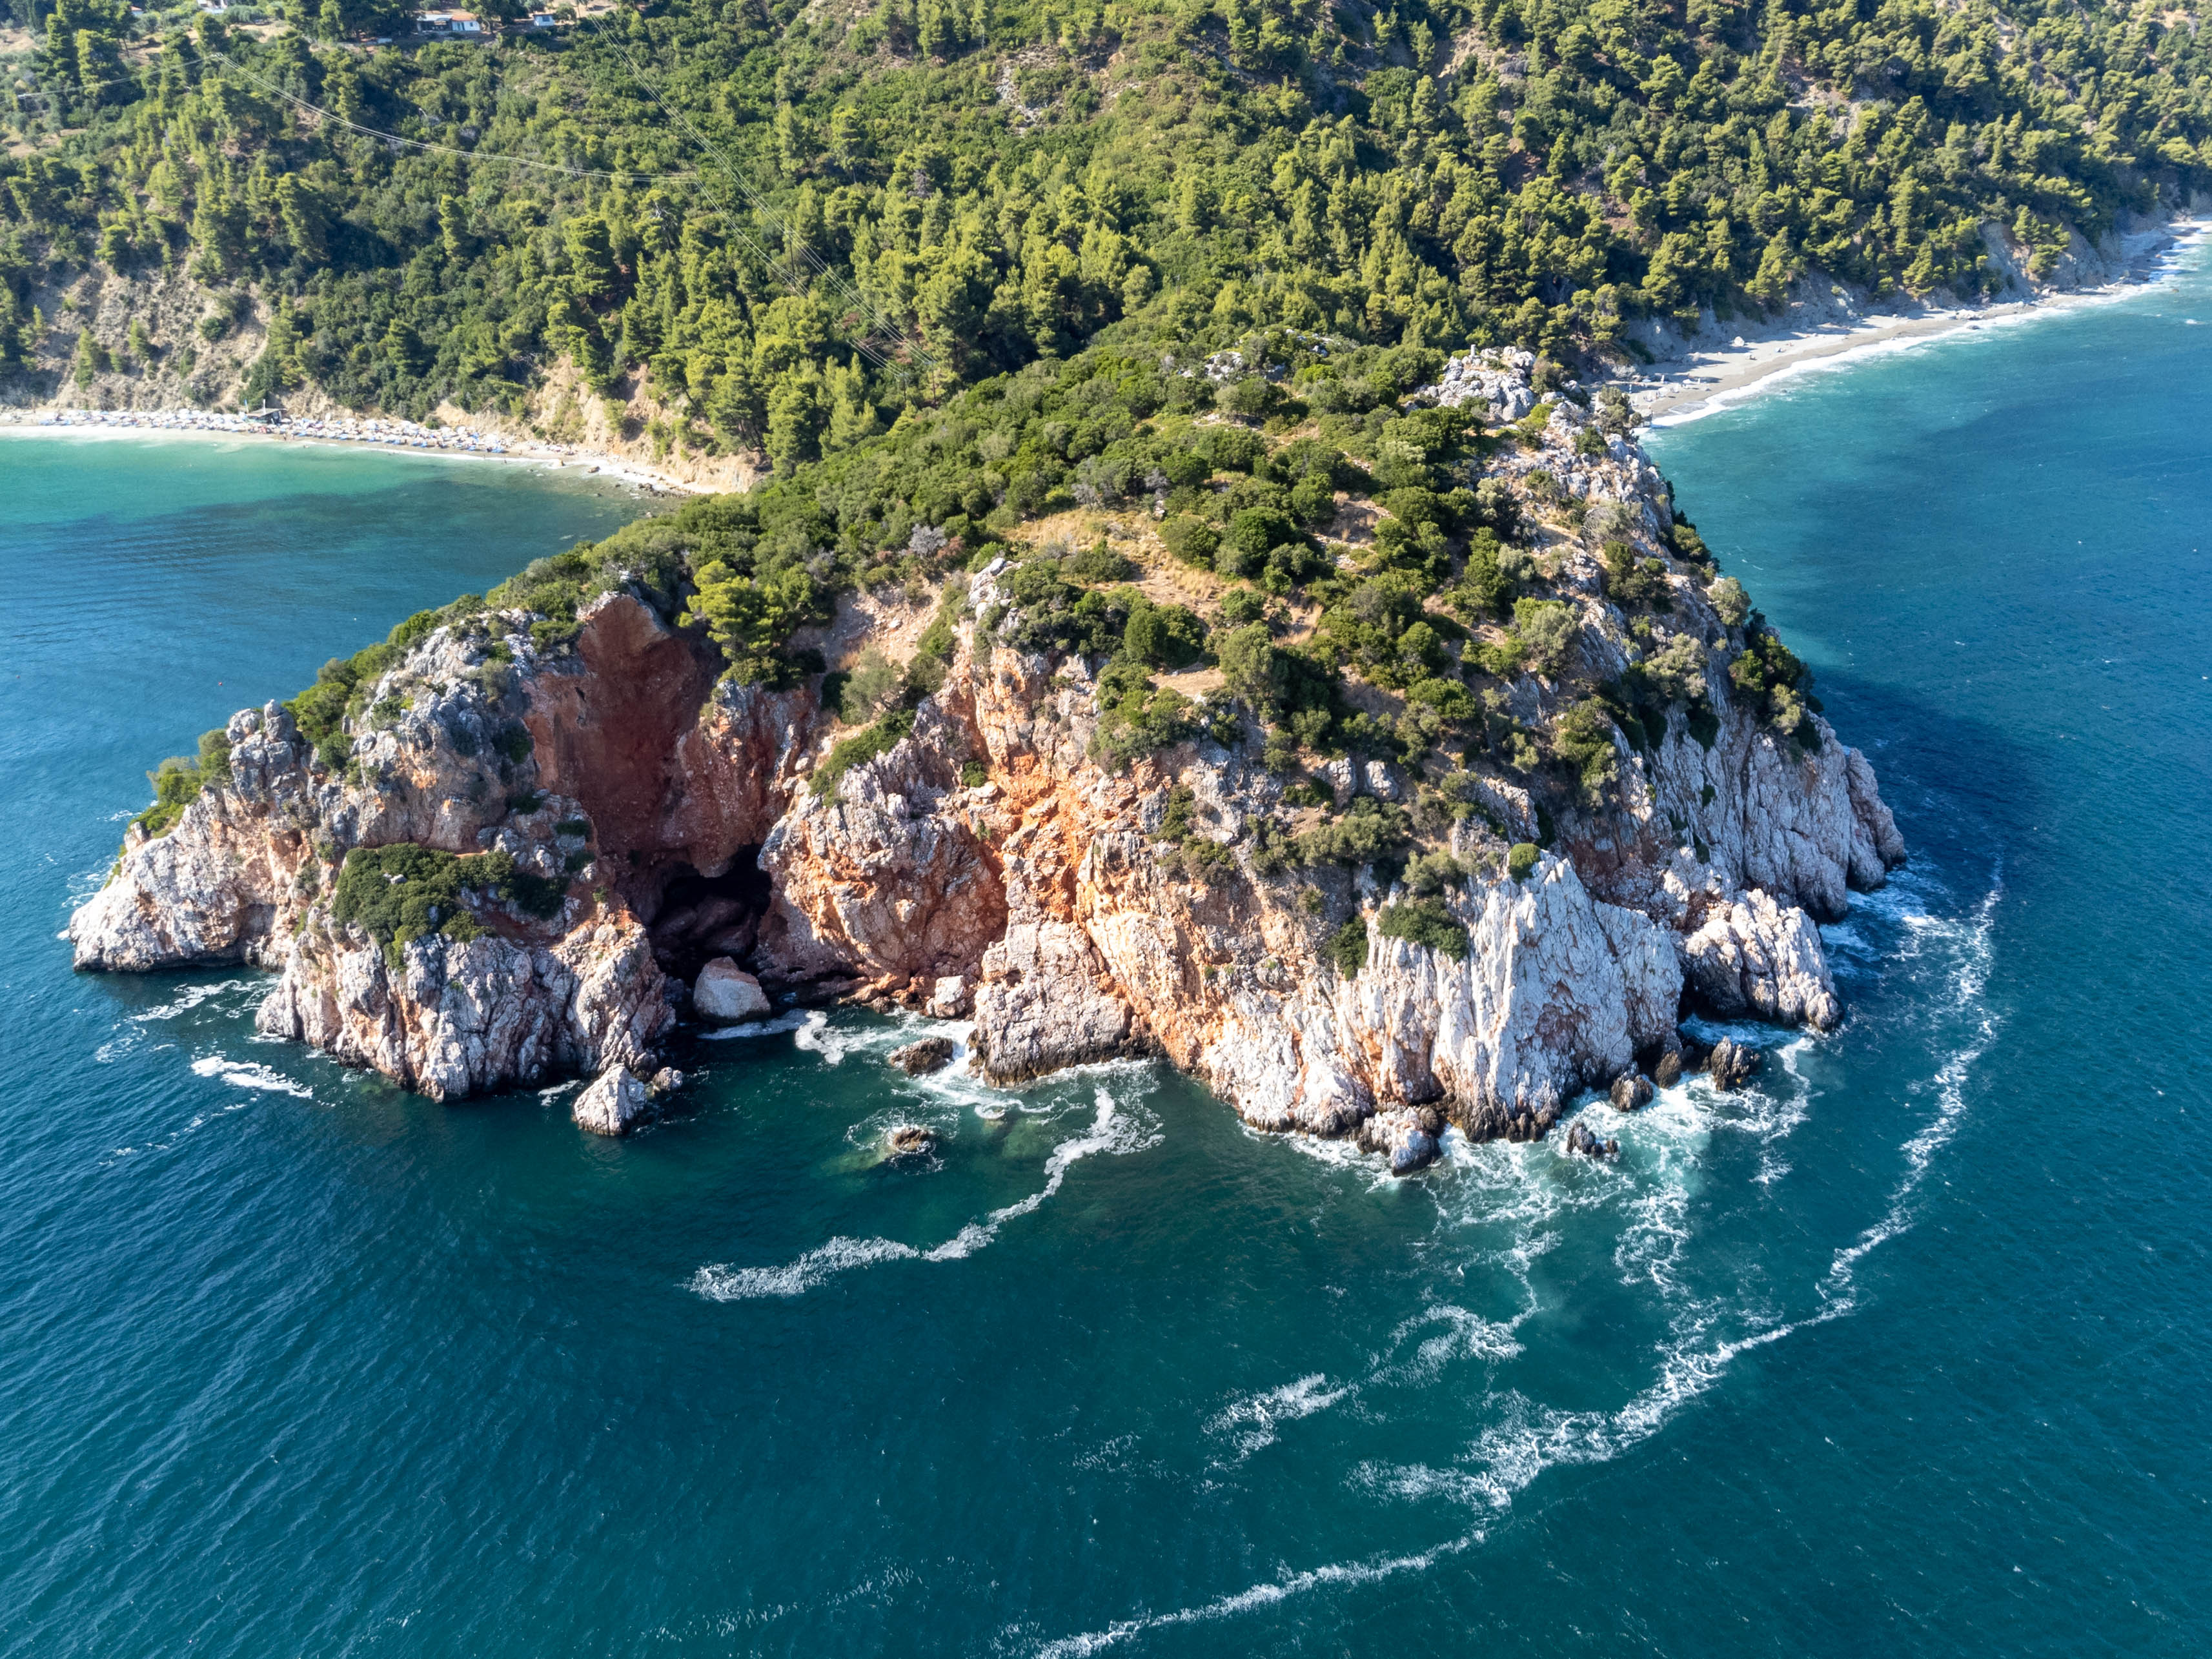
8, 41, 699, 183
573, 10, 937, 379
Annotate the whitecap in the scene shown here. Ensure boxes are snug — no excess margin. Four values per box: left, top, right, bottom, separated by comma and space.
133, 979, 262, 1023
1207, 1372, 1355, 1458
689, 1235, 922, 1300
1024, 1533, 1483, 1656
190, 1054, 311, 1097
694, 1010, 815, 1041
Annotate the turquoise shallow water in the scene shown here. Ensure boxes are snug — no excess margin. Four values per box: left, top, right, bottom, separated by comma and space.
3, 274, 2209, 1657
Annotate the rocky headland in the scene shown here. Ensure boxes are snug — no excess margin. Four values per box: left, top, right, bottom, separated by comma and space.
71, 349, 1903, 1166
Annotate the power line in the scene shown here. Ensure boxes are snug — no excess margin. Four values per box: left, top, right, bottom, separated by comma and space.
9, 41, 699, 183
573, 10, 938, 380
201, 45, 704, 182
10, 28, 940, 387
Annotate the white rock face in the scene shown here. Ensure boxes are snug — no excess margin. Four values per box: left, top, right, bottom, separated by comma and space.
254, 916, 665, 1099
72, 607, 680, 1100
691, 957, 771, 1024
972, 919, 1135, 1082
573, 1063, 653, 1135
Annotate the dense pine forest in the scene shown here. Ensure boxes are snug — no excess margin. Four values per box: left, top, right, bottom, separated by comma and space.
3, 0, 2209, 453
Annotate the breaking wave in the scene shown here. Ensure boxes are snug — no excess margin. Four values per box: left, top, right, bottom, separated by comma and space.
690, 1082, 1162, 1301
1025, 866, 2004, 1655
189, 1053, 312, 1097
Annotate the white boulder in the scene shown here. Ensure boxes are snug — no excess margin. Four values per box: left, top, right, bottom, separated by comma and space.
692, 957, 771, 1024
573, 1063, 653, 1136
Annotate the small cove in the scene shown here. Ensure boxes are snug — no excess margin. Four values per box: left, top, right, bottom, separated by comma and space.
3, 274, 2209, 1656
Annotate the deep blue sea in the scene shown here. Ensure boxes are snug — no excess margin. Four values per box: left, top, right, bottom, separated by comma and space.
4, 260, 2210, 1658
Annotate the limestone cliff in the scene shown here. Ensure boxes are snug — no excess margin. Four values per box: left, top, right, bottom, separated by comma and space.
72, 349, 1903, 1157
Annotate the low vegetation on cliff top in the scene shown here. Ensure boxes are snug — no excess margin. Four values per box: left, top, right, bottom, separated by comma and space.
329, 842, 565, 964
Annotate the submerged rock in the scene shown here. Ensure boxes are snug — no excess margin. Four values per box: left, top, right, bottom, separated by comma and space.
574, 1063, 653, 1136
693, 957, 771, 1025
1357, 1105, 1443, 1175
1707, 1037, 1763, 1091
884, 1123, 937, 1159
888, 1036, 955, 1076
1566, 1121, 1619, 1158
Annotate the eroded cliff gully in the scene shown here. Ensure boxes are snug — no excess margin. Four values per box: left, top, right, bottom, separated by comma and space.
72, 352, 1903, 1164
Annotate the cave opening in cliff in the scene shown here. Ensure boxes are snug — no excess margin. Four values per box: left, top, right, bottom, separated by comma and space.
642, 850, 773, 978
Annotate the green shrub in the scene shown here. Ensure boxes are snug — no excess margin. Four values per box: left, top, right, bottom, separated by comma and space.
1328, 917, 1369, 977
1220, 587, 1268, 627
960, 758, 989, 788
1377, 897, 1470, 959
195, 728, 232, 784
835, 647, 904, 724
1403, 849, 1468, 895
1450, 531, 1512, 620
1513, 598, 1580, 676
1219, 507, 1301, 577
1292, 797, 1409, 867
1643, 635, 1709, 704
1709, 577, 1750, 626
1066, 538, 1136, 583
1729, 626, 1814, 734
1122, 598, 1208, 669
1603, 540, 1667, 607
1090, 658, 1194, 768
1154, 784, 1196, 843
1507, 842, 1540, 880
128, 728, 235, 840
1475, 634, 1527, 678
1551, 702, 1622, 801
132, 757, 204, 839
1178, 835, 1235, 882
1159, 515, 1221, 569
330, 843, 564, 964
813, 709, 915, 798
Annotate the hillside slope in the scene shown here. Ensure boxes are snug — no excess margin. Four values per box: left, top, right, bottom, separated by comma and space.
4, 0, 2209, 442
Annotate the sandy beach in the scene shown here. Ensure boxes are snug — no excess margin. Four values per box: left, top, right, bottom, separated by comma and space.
1618, 219, 2209, 426
0, 403, 712, 496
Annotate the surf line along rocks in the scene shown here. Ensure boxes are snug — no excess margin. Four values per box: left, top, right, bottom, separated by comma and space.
70, 350, 1903, 1157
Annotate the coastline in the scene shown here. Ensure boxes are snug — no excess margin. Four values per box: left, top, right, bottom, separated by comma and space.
1621, 218, 2209, 427
14, 218, 2202, 479
0, 405, 715, 496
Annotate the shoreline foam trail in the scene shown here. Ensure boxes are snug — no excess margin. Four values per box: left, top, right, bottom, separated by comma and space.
1022, 869, 2004, 1658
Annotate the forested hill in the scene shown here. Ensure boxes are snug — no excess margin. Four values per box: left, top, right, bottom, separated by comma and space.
3, 0, 2209, 454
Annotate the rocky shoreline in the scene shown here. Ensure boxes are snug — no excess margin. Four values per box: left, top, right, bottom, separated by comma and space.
70, 350, 1903, 1168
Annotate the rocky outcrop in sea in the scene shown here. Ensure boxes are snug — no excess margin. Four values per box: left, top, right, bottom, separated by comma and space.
71, 352, 1903, 1156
